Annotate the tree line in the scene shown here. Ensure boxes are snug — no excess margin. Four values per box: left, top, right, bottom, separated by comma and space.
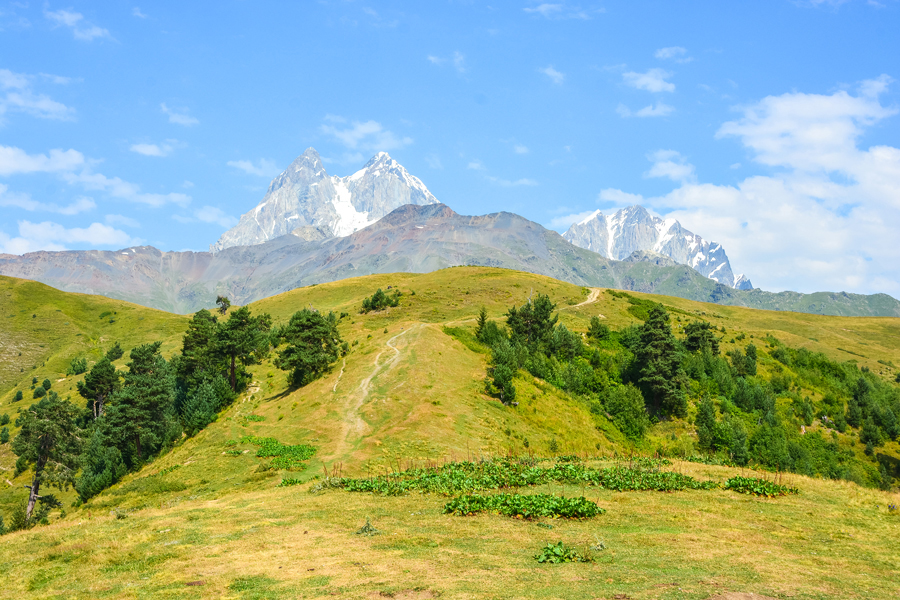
2, 301, 346, 532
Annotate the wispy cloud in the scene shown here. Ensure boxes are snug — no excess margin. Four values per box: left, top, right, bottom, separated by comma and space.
227, 158, 281, 177
616, 102, 675, 118
320, 117, 412, 152
0, 186, 95, 215
105, 214, 141, 228
160, 103, 199, 126
195, 206, 238, 228
0, 68, 75, 122
467, 160, 486, 171
44, 8, 111, 41
486, 176, 538, 187
643, 150, 696, 183
654, 46, 692, 63
539, 66, 565, 85
514, 144, 529, 154
130, 140, 178, 157
132, 7, 148, 19
424, 154, 443, 169
623, 68, 675, 92
548, 209, 598, 229
0, 220, 138, 254
523, 3, 594, 19
427, 51, 466, 73
0, 145, 85, 175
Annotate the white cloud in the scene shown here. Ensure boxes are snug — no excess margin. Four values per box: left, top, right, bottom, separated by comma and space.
0, 68, 75, 122
130, 140, 177, 157
61, 169, 191, 207
654, 46, 692, 63
160, 103, 199, 127
548, 209, 598, 229
44, 8, 111, 41
0, 145, 84, 175
132, 7, 148, 19
320, 118, 412, 152
514, 144, 529, 154
105, 214, 140, 228
227, 158, 281, 177
486, 176, 538, 187
467, 160, 485, 171
644, 150, 696, 183
523, 3, 591, 19
424, 154, 443, 169
623, 68, 675, 92
0, 220, 137, 254
427, 52, 466, 73
600, 76, 900, 295
194, 206, 238, 228
617, 102, 675, 118
539, 66, 565, 85
0, 186, 95, 215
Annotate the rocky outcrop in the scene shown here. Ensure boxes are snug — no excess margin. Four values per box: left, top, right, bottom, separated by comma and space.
563, 205, 752, 289
211, 149, 438, 252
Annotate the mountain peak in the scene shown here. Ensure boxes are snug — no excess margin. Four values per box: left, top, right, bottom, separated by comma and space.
212, 150, 438, 252
563, 204, 749, 289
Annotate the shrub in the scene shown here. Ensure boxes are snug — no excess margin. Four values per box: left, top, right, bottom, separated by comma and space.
32, 386, 46, 399
0, 413, 9, 426
361, 288, 401, 313
14, 391, 22, 402
444, 493, 604, 519
0, 427, 8, 444
66, 358, 88, 376
41, 379, 52, 391
724, 476, 799, 497
535, 541, 593, 563
605, 384, 650, 440
242, 436, 316, 470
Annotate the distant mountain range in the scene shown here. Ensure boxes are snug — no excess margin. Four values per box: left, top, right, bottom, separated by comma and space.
212, 148, 438, 252
0, 149, 897, 317
563, 206, 752, 290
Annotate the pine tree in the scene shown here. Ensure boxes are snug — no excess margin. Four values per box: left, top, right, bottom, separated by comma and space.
695, 395, 718, 451
636, 304, 688, 418
274, 309, 342, 387
506, 294, 558, 347
475, 306, 488, 338
11, 393, 82, 523
106, 341, 124, 362
174, 309, 224, 391
216, 307, 271, 391
181, 379, 220, 436
77, 356, 121, 419
683, 321, 720, 355
75, 429, 127, 502
216, 295, 231, 315
101, 342, 180, 467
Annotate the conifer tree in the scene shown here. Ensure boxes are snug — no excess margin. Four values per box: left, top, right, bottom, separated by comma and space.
695, 395, 718, 451
174, 309, 224, 390
274, 309, 342, 387
506, 294, 557, 347
216, 307, 271, 391
475, 306, 488, 338
101, 342, 180, 466
77, 356, 120, 419
181, 379, 220, 436
636, 304, 688, 418
75, 429, 127, 502
11, 393, 82, 523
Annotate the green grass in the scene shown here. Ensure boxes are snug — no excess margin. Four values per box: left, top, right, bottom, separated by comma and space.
1, 267, 899, 598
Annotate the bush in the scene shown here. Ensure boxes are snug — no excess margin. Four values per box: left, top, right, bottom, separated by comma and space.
41, 379, 52, 391
361, 288, 401, 313
724, 476, 799, 497
67, 357, 88, 376
443, 493, 604, 519
535, 541, 594, 563
0, 413, 9, 426
14, 391, 22, 402
0, 427, 8, 444
605, 384, 650, 440
32, 386, 46, 399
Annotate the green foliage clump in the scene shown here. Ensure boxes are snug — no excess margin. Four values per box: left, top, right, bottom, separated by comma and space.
0, 427, 8, 444
242, 436, 316, 470
443, 493, 603, 519
0, 413, 9, 426
604, 384, 649, 440
635, 304, 688, 418
724, 476, 799, 497
361, 288, 401, 313
66, 357, 88, 376
273, 309, 343, 387
535, 541, 593, 563
14, 390, 23, 402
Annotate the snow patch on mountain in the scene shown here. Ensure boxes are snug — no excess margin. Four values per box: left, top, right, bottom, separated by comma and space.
212, 148, 438, 252
562, 205, 752, 289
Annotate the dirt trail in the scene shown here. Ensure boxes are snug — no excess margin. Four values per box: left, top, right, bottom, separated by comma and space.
331, 324, 423, 460
564, 287, 605, 317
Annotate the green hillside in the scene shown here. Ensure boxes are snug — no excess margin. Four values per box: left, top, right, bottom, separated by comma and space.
0, 268, 898, 599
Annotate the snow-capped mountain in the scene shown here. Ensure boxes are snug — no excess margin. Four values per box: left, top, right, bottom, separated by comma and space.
563, 205, 753, 290
211, 148, 438, 252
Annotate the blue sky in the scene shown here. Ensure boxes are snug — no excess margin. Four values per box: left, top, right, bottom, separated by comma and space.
1, 1, 899, 295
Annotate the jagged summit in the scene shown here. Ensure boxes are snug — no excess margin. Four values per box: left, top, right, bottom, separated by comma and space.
563, 205, 752, 289
212, 148, 439, 252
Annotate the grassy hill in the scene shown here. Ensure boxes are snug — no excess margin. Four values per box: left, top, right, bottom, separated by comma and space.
0, 268, 898, 599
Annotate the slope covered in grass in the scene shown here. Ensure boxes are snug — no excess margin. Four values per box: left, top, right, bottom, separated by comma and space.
1, 267, 899, 598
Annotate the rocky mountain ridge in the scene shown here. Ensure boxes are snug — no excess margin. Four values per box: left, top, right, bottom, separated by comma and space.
211, 148, 438, 252
563, 206, 752, 290
1, 204, 897, 318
